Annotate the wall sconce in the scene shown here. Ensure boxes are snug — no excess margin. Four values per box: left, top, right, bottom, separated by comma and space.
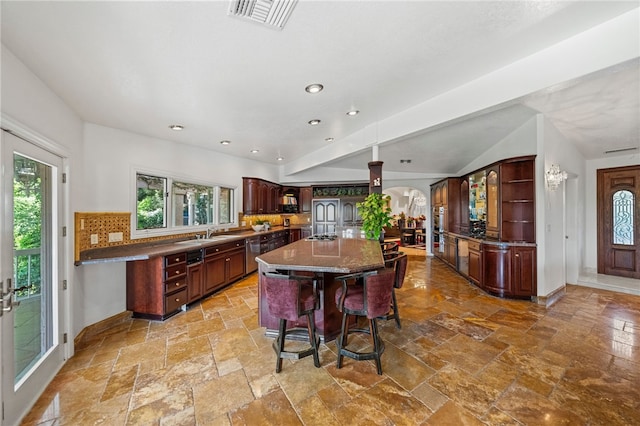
546, 164, 567, 190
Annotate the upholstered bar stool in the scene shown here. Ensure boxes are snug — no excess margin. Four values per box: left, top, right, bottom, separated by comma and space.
334, 268, 396, 375
263, 272, 321, 373
379, 252, 408, 328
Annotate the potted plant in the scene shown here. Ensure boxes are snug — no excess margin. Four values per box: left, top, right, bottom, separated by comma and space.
357, 193, 394, 241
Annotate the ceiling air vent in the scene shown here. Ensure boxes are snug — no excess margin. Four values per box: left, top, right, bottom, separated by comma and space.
228, 0, 298, 30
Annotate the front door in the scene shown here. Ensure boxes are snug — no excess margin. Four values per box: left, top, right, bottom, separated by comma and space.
1, 131, 66, 425
597, 165, 640, 279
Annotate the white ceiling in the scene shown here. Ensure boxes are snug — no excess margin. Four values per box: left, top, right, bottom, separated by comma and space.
1, 1, 638, 177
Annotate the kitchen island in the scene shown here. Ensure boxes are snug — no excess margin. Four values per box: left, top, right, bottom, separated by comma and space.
256, 236, 385, 342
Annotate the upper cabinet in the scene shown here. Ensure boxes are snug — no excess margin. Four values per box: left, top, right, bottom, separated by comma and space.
485, 168, 500, 238
430, 178, 461, 233
300, 186, 312, 213
500, 157, 535, 242
435, 156, 536, 243
242, 177, 281, 215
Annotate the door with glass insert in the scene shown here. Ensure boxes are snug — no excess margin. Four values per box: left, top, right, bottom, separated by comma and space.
1, 131, 65, 425
597, 165, 640, 279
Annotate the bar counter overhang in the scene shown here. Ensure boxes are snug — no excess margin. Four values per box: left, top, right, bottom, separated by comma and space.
256, 236, 385, 342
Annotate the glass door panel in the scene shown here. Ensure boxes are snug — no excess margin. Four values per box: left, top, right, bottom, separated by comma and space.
2, 131, 65, 425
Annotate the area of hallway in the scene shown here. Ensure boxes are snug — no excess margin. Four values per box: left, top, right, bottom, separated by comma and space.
21, 253, 640, 425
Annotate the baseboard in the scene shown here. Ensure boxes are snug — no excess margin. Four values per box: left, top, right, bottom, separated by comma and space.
74, 311, 132, 347
535, 285, 566, 307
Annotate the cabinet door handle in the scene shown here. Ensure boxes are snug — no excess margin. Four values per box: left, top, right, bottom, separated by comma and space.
175, 298, 181, 302
175, 271, 180, 275
175, 257, 180, 262
175, 282, 180, 286
226, 258, 230, 262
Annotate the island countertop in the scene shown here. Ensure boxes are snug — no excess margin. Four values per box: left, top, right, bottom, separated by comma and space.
256, 237, 384, 273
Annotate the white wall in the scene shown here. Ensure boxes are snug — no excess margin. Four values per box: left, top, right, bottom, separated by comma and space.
79, 123, 282, 328
458, 116, 538, 177
584, 152, 640, 272
1, 45, 85, 342
538, 116, 586, 297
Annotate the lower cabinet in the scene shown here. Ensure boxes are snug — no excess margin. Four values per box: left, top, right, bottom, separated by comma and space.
512, 246, 537, 296
468, 239, 482, 285
204, 240, 246, 294
288, 228, 301, 243
483, 243, 536, 298
444, 234, 457, 267
187, 261, 204, 303
127, 252, 188, 320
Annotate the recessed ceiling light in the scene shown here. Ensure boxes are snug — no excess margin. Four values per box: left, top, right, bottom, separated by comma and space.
250, 149, 259, 154
169, 124, 184, 131
276, 156, 284, 161
308, 119, 321, 126
305, 84, 324, 94
325, 137, 334, 143
346, 110, 359, 116
220, 140, 231, 145
400, 159, 412, 164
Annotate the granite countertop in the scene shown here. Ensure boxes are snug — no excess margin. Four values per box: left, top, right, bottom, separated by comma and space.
445, 231, 537, 247
76, 226, 300, 266
256, 237, 384, 274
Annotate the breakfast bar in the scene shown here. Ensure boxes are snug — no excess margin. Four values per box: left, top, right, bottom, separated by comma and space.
256, 236, 385, 342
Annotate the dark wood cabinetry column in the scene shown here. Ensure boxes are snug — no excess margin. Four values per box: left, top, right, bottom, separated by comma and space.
368, 161, 383, 194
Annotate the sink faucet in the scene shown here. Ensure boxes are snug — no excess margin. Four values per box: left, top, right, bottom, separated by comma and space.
206, 228, 215, 239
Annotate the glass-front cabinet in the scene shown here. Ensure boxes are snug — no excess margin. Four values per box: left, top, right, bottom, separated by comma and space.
486, 169, 499, 238
468, 171, 486, 237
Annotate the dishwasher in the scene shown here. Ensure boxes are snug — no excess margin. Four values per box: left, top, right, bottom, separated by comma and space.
245, 236, 261, 274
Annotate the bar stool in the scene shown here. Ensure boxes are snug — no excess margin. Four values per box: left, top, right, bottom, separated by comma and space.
262, 272, 321, 373
379, 252, 408, 328
414, 229, 425, 245
380, 240, 399, 256
334, 268, 396, 375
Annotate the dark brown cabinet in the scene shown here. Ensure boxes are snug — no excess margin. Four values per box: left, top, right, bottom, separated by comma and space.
288, 228, 301, 243
300, 186, 312, 213
340, 197, 365, 226
512, 246, 536, 296
468, 239, 482, 285
127, 252, 188, 320
483, 243, 536, 298
500, 158, 535, 242
204, 240, 246, 294
242, 177, 281, 215
187, 261, 203, 303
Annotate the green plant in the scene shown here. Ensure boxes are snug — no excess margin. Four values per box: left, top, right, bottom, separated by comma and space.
357, 193, 393, 240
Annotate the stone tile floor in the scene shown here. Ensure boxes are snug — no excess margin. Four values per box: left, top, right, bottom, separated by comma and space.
21, 255, 640, 425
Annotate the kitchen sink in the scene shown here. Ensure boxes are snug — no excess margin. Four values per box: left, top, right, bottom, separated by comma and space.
207, 235, 238, 240
175, 240, 204, 246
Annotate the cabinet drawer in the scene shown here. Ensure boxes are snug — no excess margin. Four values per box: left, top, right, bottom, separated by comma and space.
468, 240, 481, 252
205, 240, 245, 256
165, 263, 186, 280
165, 288, 187, 313
164, 277, 187, 293
166, 253, 186, 266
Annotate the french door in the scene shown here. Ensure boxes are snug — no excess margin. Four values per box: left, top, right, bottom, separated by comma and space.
597, 165, 640, 279
1, 131, 66, 425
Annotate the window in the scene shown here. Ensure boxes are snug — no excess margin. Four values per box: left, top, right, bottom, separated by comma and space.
613, 190, 634, 245
135, 171, 235, 236
137, 174, 166, 230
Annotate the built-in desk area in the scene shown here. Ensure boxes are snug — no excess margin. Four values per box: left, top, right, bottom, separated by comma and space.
256, 236, 384, 342
432, 156, 537, 299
